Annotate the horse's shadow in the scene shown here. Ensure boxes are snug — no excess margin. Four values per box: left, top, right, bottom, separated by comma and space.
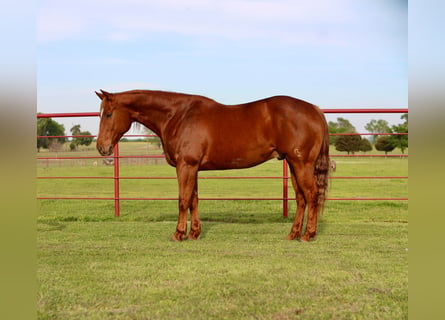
197, 212, 329, 240
38, 221, 67, 232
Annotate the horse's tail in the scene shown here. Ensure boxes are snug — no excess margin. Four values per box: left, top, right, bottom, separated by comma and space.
314, 111, 330, 216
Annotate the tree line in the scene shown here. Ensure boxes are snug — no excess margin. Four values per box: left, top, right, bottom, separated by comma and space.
329, 113, 408, 154
36, 117, 93, 152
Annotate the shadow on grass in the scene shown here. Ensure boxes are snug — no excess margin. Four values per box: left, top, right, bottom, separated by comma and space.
37, 221, 67, 232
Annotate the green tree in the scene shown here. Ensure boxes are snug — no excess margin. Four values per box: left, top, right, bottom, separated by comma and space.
365, 119, 391, 143
37, 117, 66, 151
334, 134, 362, 155
359, 138, 373, 152
70, 124, 93, 150
375, 136, 396, 155
390, 113, 408, 154
328, 117, 356, 145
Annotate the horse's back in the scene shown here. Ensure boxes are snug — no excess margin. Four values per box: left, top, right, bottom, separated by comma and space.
190, 95, 325, 144
262, 95, 323, 118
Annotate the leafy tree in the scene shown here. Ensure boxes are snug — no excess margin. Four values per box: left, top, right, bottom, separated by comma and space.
70, 124, 81, 136
334, 134, 362, 155
390, 113, 408, 154
365, 119, 391, 143
70, 124, 93, 150
37, 117, 66, 151
375, 136, 396, 155
328, 117, 356, 145
401, 113, 408, 123
359, 138, 373, 152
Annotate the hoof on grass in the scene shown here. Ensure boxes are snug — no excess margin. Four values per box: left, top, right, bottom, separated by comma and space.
170, 232, 186, 242
187, 233, 200, 240
285, 233, 301, 241
299, 235, 316, 242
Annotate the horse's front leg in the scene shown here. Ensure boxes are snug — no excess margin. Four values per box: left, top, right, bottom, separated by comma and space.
171, 162, 199, 242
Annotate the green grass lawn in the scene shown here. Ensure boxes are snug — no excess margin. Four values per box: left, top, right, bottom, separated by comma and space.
37, 143, 408, 319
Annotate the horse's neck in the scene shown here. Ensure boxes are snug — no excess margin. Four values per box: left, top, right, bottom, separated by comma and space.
128, 92, 180, 137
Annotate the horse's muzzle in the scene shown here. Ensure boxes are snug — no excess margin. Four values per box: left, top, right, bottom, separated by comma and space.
97, 144, 114, 156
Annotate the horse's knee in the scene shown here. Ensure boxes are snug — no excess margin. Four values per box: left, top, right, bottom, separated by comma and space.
178, 198, 191, 212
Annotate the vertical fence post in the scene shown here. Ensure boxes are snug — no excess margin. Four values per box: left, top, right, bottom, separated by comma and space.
282, 159, 289, 218
113, 143, 120, 217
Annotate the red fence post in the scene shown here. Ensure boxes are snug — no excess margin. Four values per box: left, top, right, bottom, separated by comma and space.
282, 159, 289, 218
114, 143, 120, 217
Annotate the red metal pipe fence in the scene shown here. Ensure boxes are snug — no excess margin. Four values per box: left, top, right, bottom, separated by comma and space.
37, 108, 408, 218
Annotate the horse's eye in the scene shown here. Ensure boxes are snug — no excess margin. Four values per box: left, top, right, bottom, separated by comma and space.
106, 113, 112, 118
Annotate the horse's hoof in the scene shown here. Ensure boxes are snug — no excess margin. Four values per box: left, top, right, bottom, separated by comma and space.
171, 233, 185, 242
286, 233, 301, 241
187, 232, 200, 240
300, 235, 315, 242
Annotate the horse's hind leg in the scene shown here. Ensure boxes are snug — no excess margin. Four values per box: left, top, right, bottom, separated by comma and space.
286, 164, 306, 240
187, 181, 201, 240
287, 159, 319, 242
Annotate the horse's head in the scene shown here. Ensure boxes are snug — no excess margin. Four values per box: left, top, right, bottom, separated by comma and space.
95, 90, 132, 156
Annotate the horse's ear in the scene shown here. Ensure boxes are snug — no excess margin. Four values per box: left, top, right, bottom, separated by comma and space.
96, 90, 112, 100
95, 91, 105, 100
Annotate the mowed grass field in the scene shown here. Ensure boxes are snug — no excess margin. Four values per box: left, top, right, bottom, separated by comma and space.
37, 142, 408, 319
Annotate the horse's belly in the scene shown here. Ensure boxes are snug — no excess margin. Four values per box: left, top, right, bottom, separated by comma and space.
199, 147, 278, 170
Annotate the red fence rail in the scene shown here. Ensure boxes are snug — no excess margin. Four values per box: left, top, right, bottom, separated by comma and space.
37, 109, 408, 217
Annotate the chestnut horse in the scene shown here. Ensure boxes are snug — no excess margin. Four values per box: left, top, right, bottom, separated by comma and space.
96, 90, 330, 242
